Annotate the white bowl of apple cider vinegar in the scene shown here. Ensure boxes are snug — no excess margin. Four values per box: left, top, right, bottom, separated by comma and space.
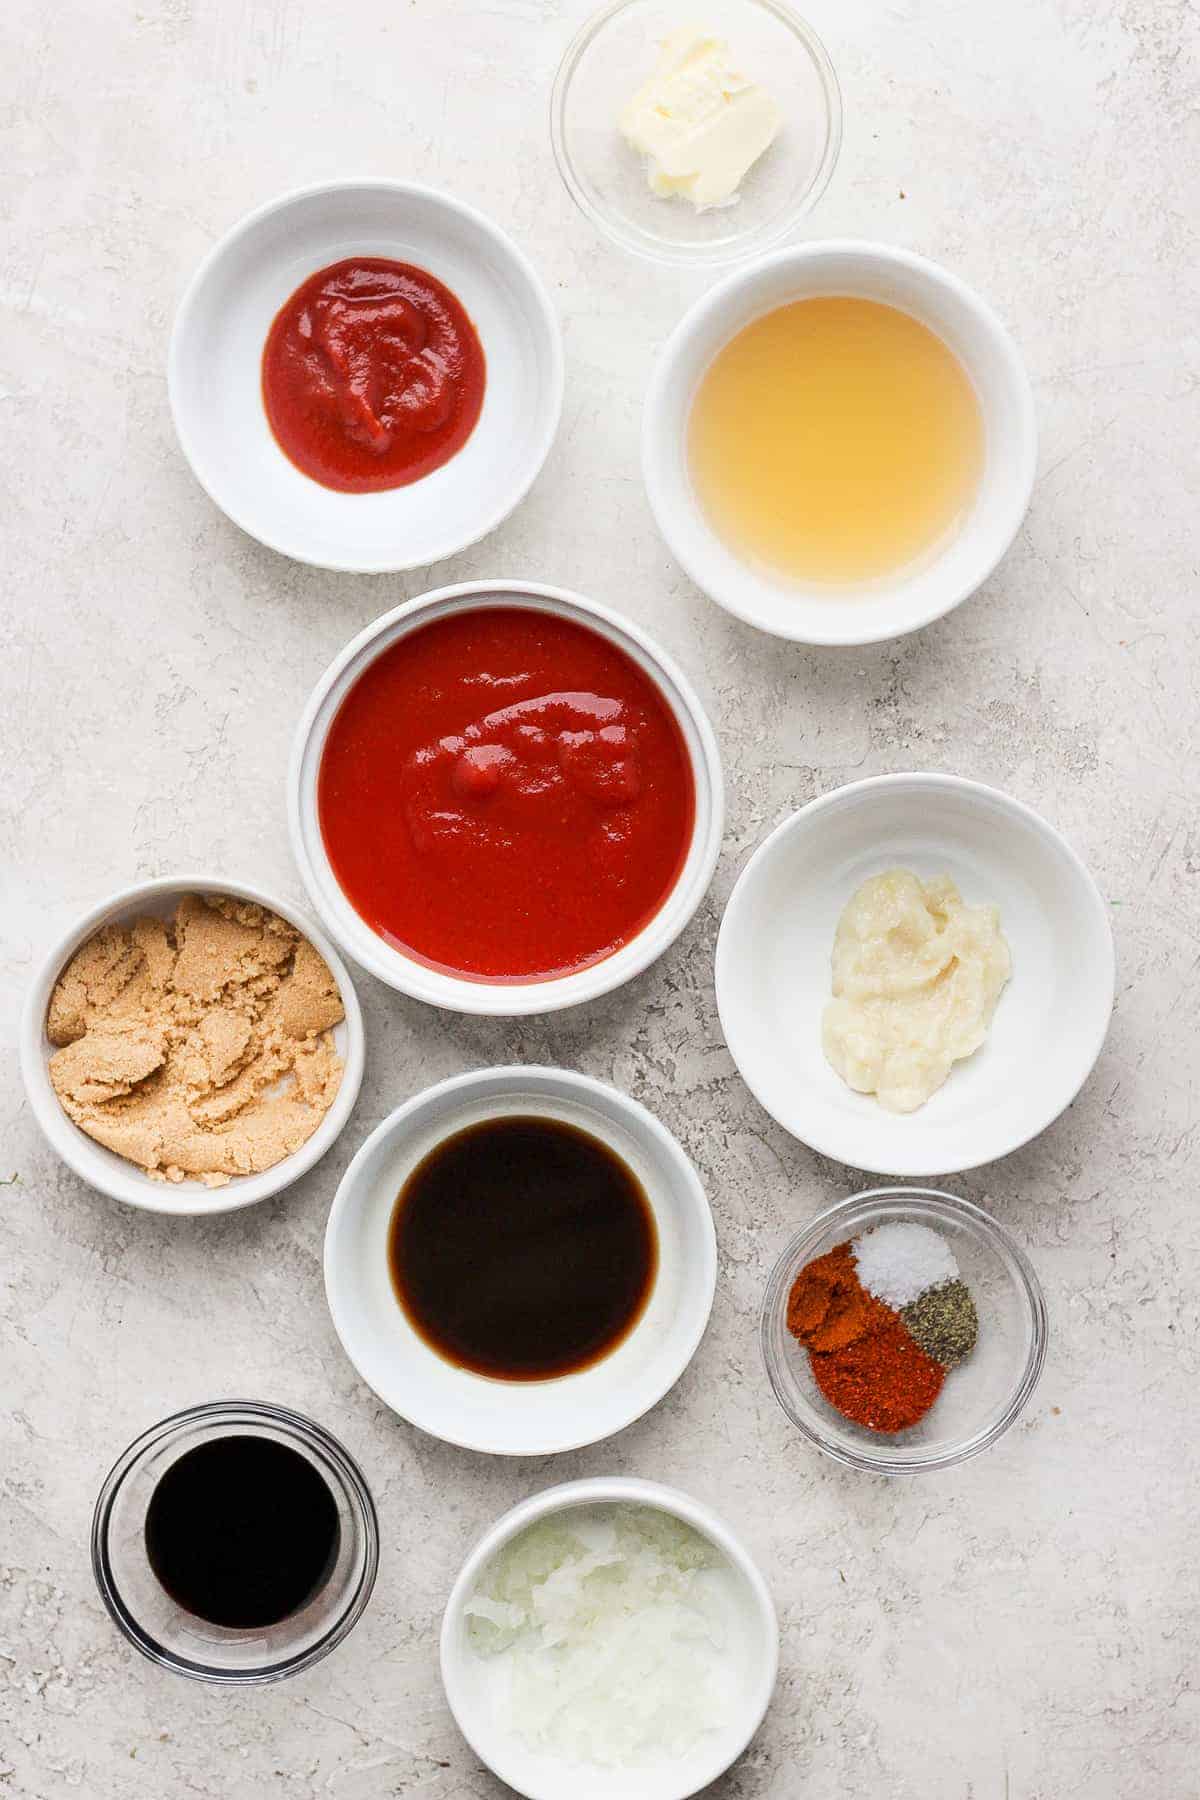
643, 242, 1036, 646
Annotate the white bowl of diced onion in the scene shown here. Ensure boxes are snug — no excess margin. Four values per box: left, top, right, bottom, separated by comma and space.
440, 1476, 779, 1800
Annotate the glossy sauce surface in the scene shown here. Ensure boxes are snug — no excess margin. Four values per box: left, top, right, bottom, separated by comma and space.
262, 257, 485, 493
317, 607, 696, 981
388, 1115, 658, 1380
144, 1435, 340, 1629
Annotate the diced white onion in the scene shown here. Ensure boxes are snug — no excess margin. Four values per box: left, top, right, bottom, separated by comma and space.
466, 1505, 733, 1766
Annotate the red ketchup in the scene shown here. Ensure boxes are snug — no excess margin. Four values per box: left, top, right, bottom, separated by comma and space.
317, 608, 697, 982
262, 257, 485, 493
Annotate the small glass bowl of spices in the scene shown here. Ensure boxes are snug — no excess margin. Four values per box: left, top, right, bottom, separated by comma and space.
760, 1188, 1046, 1473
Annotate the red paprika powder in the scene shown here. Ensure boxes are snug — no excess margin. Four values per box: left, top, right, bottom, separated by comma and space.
786, 1239, 946, 1434
786, 1241, 893, 1352
809, 1314, 945, 1433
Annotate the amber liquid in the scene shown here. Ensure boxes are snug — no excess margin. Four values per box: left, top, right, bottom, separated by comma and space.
689, 296, 984, 587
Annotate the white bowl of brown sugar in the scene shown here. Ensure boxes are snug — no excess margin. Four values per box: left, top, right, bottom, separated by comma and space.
20, 876, 364, 1215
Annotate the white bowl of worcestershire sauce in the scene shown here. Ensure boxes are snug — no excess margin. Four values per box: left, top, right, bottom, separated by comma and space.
288, 580, 724, 1015
323, 1067, 717, 1456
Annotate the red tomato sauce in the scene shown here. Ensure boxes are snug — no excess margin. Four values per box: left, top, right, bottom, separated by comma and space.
317, 608, 697, 982
261, 257, 485, 493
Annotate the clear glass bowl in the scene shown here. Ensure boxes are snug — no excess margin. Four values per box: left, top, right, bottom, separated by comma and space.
551, 0, 841, 267
761, 1189, 1047, 1474
92, 1400, 379, 1683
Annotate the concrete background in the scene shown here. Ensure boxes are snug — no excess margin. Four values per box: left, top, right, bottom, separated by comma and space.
2, 0, 1196, 1794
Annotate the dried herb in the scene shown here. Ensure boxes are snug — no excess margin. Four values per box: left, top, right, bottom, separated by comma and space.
902, 1279, 978, 1368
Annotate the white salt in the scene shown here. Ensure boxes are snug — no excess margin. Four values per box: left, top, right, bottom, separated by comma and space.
851, 1221, 958, 1308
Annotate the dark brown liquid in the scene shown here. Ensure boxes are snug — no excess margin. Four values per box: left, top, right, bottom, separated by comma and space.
388, 1115, 658, 1380
144, 1436, 340, 1630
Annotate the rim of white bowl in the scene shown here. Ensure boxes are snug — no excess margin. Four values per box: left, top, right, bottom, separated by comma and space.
19, 874, 365, 1216
167, 178, 565, 574
643, 239, 1038, 645
288, 579, 725, 1015
440, 1475, 779, 1799
714, 772, 1116, 1174
323, 1066, 718, 1456
549, 0, 843, 269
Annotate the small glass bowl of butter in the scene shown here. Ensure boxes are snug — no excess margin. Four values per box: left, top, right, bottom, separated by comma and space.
551, 0, 841, 266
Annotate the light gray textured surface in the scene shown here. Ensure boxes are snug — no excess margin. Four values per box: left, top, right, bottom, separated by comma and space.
2, 0, 1197, 1794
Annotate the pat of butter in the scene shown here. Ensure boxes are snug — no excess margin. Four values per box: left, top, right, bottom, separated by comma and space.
619, 28, 781, 211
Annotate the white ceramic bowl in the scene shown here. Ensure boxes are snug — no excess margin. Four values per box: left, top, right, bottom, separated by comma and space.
323, 1068, 716, 1455
643, 240, 1037, 645
440, 1475, 778, 1800
551, 0, 841, 268
168, 180, 563, 572
289, 579, 725, 1015
20, 876, 365, 1215
715, 774, 1114, 1175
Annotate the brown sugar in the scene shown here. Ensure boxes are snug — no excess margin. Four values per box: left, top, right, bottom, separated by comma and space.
46, 895, 345, 1187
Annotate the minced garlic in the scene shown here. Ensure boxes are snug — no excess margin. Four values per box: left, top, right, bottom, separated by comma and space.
822, 869, 1011, 1113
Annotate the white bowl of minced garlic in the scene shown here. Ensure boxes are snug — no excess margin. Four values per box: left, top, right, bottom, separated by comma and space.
20, 877, 364, 1214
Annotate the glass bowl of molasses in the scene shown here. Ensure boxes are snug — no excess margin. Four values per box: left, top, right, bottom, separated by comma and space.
92, 1400, 378, 1683
760, 1188, 1047, 1475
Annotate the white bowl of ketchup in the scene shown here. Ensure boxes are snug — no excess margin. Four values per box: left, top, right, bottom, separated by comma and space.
288, 580, 724, 1015
168, 180, 563, 572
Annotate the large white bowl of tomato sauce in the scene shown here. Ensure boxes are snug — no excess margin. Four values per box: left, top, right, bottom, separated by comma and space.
288, 581, 724, 1015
